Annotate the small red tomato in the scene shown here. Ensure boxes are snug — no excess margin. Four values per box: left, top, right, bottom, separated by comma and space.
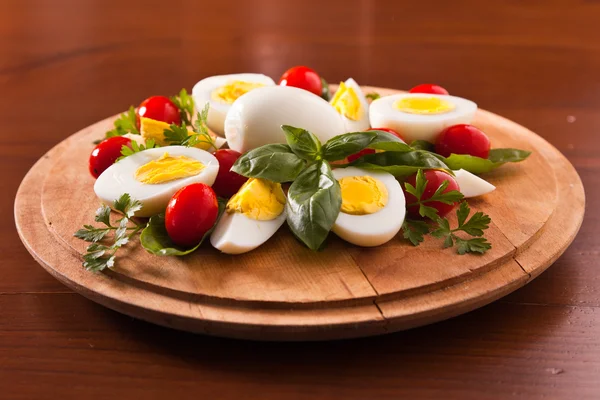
347, 128, 405, 163
89, 136, 132, 178
212, 149, 248, 198
409, 84, 449, 95
403, 170, 460, 218
165, 183, 219, 247
279, 66, 322, 96
435, 124, 491, 159
136, 95, 181, 127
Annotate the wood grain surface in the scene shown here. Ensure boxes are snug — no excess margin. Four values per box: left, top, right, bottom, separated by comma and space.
2, 0, 599, 398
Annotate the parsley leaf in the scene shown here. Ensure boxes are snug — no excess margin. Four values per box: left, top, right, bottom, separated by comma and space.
163, 103, 217, 149
73, 194, 145, 272
117, 138, 159, 161
170, 88, 195, 126
402, 219, 430, 246
105, 106, 140, 138
430, 201, 492, 254
405, 169, 464, 212
366, 92, 381, 101
401, 169, 491, 255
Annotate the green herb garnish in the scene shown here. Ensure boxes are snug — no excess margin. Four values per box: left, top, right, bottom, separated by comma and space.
105, 106, 140, 138
170, 88, 195, 126
117, 139, 159, 161
443, 148, 531, 174
73, 194, 144, 271
163, 103, 216, 149
320, 77, 331, 101
286, 160, 341, 250
404, 169, 464, 220
400, 171, 492, 254
366, 92, 381, 101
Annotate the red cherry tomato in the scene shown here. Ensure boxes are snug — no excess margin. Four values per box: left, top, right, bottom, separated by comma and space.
89, 136, 132, 178
278, 66, 322, 96
136, 96, 181, 127
409, 84, 449, 95
435, 124, 491, 159
347, 128, 405, 163
212, 149, 248, 198
165, 183, 219, 247
403, 170, 460, 218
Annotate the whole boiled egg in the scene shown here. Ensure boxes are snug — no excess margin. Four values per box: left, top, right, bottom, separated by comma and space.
369, 93, 477, 143
331, 167, 406, 247
192, 73, 276, 136
224, 85, 346, 153
94, 146, 219, 217
330, 78, 370, 132
210, 178, 286, 254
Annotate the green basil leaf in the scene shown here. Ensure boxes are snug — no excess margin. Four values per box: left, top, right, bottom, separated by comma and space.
488, 148, 532, 163
231, 144, 305, 182
320, 77, 331, 101
286, 160, 341, 251
322, 131, 377, 161
444, 148, 530, 174
410, 140, 435, 152
281, 125, 322, 161
353, 150, 451, 178
351, 163, 425, 178
368, 130, 412, 151
140, 199, 226, 256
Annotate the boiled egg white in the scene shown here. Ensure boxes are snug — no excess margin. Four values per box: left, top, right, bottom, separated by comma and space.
453, 169, 496, 198
210, 178, 286, 254
331, 167, 406, 247
224, 85, 346, 153
330, 78, 370, 132
94, 146, 219, 217
192, 73, 276, 137
369, 93, 477, 143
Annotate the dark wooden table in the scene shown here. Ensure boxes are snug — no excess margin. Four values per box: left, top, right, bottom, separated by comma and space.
2, 1, 599, 398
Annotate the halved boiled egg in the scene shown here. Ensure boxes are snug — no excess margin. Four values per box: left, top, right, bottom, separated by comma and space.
453, 169, 496, 198
224, 85, 346, 153
94, 146, 219, 217
369, 93, 477, 143
331, 167, 406, 247
210, 178, 286, 254
192, 73, 276, 136
330, 78, 370, 132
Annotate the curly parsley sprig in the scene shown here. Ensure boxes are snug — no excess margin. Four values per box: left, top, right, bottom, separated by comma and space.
401, 169, 492, 254
170, 88, 195, 126
105, 106, 140, 138
117, 138, 159, 161
163, 103, 216, 149
73, 194, 144, 271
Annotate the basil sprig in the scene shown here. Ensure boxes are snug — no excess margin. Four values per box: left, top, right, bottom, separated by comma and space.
352, 149, 452, 178
281, 125, 322, 161
286, 161, 341, 250
443, 148, 531, 174
231, 144, 305, 182
140, 199, 226, 256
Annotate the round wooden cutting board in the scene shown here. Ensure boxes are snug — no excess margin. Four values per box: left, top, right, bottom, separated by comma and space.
14, 86, 585, 341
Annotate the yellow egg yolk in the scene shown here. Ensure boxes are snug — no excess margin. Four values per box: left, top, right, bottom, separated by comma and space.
339, 176, 388, 215
331, 81, 363, 121
394, 97, 455, 115
135, 152, 205, 184
211, 80, 265, 104
226, 178, 286, 221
